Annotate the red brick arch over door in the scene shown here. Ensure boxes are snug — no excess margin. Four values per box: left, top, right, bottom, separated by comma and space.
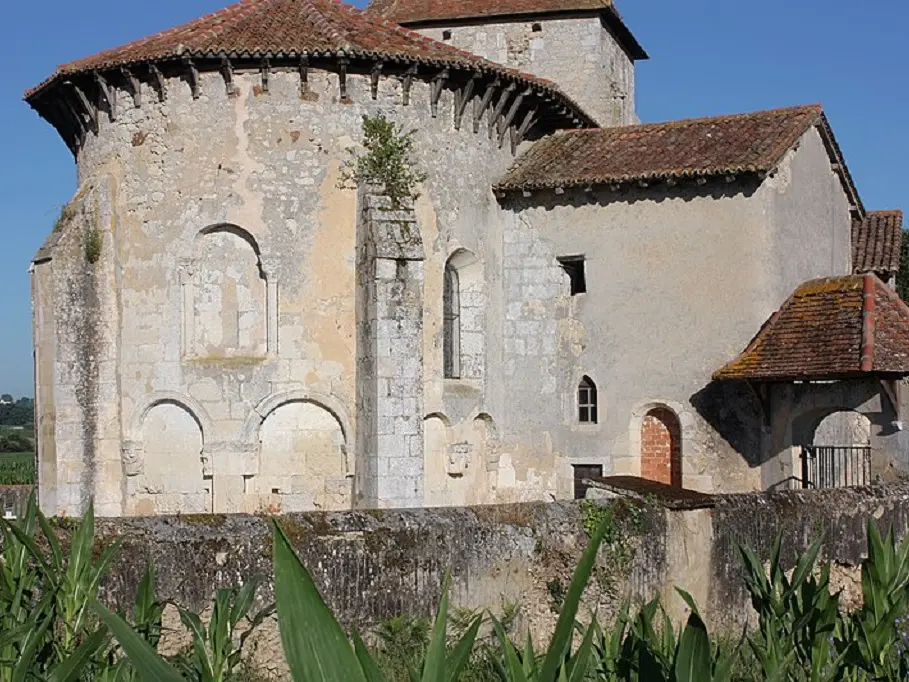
640, 407, 682, 489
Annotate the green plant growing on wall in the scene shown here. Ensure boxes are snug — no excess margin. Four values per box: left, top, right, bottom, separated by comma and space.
84, 227, 103, 264
338, 114, 427, 209
581, 499, 648, 598
54, 202, 78, 232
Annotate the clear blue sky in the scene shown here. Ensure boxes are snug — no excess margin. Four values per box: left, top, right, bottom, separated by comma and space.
1, 0, 906, 397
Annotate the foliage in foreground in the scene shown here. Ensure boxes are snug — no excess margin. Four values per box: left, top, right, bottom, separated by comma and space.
4, 493, 909, 681
0, 451, 35, 485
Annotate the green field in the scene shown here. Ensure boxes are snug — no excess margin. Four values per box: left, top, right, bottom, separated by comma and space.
0, 451, 35, 485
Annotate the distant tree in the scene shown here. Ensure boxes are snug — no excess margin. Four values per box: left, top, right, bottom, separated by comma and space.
0, 394, 11, 403
899, 228, 909, 303
0, 397, 33, 427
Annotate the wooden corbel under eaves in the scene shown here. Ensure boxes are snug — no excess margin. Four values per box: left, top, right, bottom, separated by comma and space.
430, 68, 450, 117
183, 57, 200, 99
149, 64, 167, 102
67, 81, 98, 132
93, 72, 117, 121
453, 74, 477, 130
472, 78, 499, 133
120, 67, 142, 108
401, 65, 418, 106
488, 82, 516, 140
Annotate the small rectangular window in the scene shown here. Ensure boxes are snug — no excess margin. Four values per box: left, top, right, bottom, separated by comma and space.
531, 22, 543, 32
572, 464, 603, 500
442, 29, 452, 40
558, 256, 586, 295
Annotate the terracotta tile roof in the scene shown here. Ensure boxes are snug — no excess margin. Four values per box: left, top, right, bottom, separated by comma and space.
366, 0, 647, 60
25, 0, 592, 113
853, 210, 904, 274
495, 104, 843, 192
369, 0, 612, 21
714, 274, 909, 382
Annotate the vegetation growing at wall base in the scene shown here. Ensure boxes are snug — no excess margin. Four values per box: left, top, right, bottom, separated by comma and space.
5, 492, 909, 680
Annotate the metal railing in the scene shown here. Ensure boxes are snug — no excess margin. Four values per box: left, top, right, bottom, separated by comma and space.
800, 445, 871, 489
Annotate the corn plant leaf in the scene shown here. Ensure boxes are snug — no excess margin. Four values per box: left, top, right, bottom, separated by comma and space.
93, 598, 187, 682
179, 607, 214, 681
492, 618, 528, 682
445, 615, 482, 682
786, 536, 823, 600
13, 614, 54, 682
523, 631, 536, 678
352, 630, 387, 682
230, 575, 263, 626
421, 573, 452, 682
47, 626, 110, 682
566, 619, 597, 682
2, 516, 52, 577
272, 520, 366, 682
674, 610, 711, 682
36, 508, 64, 572
539, 511, 609, 681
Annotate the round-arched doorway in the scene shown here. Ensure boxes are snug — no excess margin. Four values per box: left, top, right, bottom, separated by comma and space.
641, 407, 682, 489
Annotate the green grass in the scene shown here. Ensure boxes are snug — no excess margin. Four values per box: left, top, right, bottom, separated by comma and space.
0, 451, 36, 485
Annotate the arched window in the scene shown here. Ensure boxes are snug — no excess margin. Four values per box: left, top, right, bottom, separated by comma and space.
578, 376, 598, 423
443, 262, 461, 378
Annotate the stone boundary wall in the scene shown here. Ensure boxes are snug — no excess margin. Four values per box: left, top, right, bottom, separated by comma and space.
5, 484, 909, 671
707, 484, 909, 628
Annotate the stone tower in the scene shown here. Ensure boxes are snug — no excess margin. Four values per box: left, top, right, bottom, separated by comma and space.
25, 0, 590, 517
368, 0, 648, 126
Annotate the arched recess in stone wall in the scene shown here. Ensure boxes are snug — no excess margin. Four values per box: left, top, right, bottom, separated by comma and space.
626, 400, 694, 489
443, 249, 486, 381
424, 411, 500, 506
187, 224, 267, 358
128, 397, 210, 516
243, 391, 352, 513
812, 410, 872, 448
639, 406, 682, 489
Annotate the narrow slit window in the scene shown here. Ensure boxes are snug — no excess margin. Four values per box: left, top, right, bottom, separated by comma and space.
558, 256, 587, 295
443, 262, 461, 378
572, 464, 603, 500
578, 376, 597, 423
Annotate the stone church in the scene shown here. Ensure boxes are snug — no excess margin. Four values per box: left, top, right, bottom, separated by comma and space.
25, 0, 909, 517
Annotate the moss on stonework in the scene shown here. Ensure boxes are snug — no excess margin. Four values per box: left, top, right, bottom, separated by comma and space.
179, 514, 228, 527
363, 528, 422, 570
471, 503, 541, 528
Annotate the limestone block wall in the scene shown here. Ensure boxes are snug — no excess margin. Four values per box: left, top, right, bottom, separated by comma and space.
497, 127, 855, 495
416, 17, 637, 126
33, 64, 585, 516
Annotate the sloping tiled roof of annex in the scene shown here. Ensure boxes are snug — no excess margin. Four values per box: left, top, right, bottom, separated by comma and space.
853, 210, 904, 275
494, 104, 863, 213
713, 274, 909, 382
24, 0, 593, 121
366, 0, 647, 60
